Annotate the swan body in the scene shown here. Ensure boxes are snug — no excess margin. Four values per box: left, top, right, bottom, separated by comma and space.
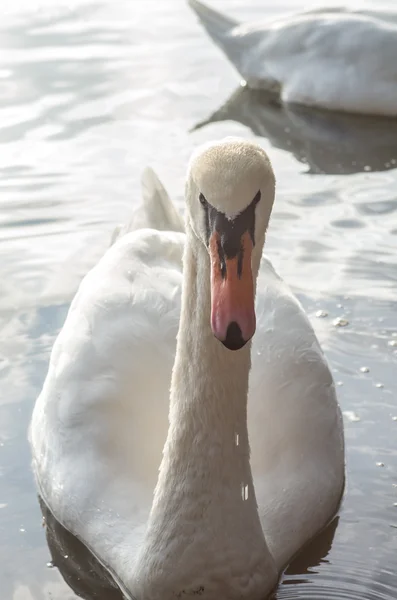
30, 139, 344, 600
189, 0, 397, 116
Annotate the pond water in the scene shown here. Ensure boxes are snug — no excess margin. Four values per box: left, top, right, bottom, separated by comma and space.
0, 1, 396, 599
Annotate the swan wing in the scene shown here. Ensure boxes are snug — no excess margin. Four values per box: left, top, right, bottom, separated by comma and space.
30, 227, 184, 587
111, 168, 184, 244
249, 258, 344, 568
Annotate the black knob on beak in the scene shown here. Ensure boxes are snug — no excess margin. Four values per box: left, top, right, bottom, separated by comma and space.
222, 321, 246, 351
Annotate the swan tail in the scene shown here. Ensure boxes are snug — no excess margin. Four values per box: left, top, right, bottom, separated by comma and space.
110, 168, 184, 245
188, 0, 250, 78
188, 0, 239, 37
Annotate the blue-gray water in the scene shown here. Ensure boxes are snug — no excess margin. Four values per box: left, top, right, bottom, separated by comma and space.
0, 1, 396, 598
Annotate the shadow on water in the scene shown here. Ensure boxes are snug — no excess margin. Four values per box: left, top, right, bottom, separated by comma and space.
192, 86, 397, 175
39, 495, 339, 600
40, 496, 123, 600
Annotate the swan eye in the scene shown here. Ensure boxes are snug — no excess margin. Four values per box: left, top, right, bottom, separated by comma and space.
199, 192, 207, 206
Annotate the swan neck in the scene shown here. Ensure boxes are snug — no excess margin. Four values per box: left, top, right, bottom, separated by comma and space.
171, 223, 251, 433
132, 223, 275, 600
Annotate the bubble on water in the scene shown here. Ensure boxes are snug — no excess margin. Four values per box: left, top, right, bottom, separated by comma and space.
364, 165, 372, 171
375, 383, 384, 388
0, 503, 7, 509
19, 527, 25, 533
394, 503, 397, 507
235, 433, 239, 446
336, 381, 344, 386
46, 561, 55, 568
371, 344, 379, 349
336, 303, 343, 309
343, 411, 360, 422
392, 416, 397, 422
376, 462, 385, 467
64, 555, 69, 559
315, 310, 328, 318
388, 340, 397, 347
333, 317, 349, 327
360, 366, 370, 373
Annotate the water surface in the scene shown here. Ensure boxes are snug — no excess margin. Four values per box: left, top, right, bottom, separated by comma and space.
0, 1, 396, 599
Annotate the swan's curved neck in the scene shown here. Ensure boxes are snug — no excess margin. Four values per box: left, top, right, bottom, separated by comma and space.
133, 223, 274, 599
162, 222, 254, 499
170, 223, 252, 451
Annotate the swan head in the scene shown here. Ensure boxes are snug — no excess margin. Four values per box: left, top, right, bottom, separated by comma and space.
185, 137, 275, 351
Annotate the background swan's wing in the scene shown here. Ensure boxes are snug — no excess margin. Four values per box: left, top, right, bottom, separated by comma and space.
189, 1, 397, 115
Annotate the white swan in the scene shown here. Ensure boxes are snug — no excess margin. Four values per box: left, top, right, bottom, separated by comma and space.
30, 138, 345, 600
188, 0, 397, 116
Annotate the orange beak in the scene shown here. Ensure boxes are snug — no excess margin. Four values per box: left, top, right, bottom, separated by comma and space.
209, 230, 256, 350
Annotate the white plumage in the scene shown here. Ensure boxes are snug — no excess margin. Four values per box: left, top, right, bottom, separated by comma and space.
30, 139, 344, 600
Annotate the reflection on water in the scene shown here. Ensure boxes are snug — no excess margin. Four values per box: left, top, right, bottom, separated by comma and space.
40, 497, 122, 600
193, 85, 397, 175
0, 0, 396, 599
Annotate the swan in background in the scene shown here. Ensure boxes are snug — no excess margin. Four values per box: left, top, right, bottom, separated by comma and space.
193, 85, 397, 175
30, 138, 345, 600
188, 0, 397, 116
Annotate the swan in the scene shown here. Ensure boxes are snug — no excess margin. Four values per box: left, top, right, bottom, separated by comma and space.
29, 138, 345, 600
188, 0, 397, 116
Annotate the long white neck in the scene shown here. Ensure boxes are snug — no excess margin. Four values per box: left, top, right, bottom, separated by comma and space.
133, 223, 276, 600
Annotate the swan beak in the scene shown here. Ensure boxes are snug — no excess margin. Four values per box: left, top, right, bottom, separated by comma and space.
209, 230, 256, 351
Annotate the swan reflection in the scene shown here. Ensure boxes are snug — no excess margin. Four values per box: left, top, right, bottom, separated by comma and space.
193, 86, 397, 175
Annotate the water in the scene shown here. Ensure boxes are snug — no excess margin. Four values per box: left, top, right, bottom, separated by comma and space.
0, 1, 396, 598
